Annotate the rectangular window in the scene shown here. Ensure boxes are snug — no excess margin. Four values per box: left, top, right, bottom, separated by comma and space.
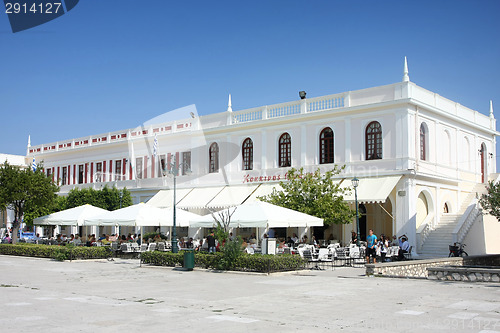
136, 157, 143, 179
47, 168, 52, 178
95, 162, 102, 182
62, 167, 67, 185
78, 165, 84, 184
182, 151, 191, 175
159, 154, 166, 177
115, 160, 122, 181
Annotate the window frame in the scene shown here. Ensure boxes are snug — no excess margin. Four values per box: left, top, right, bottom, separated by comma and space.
278, 133, 292, 168
365, 121, 383, 160
319, 127, 334, 164
242, 138, 253, 171
209, 142, 219, 173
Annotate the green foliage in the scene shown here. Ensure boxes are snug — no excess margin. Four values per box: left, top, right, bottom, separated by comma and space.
142, 232, 168, 241
0, 162, 59, 238
24, 195, 67, 225
217, 237, 243, 270
479, 181, 500, 221
0, 244, 112, 261
259, 167, 355, 225
140, 251, 306, 273
65, 186, 132, 211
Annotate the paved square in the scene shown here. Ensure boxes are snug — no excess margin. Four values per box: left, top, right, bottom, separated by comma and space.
1, 256, 500, 332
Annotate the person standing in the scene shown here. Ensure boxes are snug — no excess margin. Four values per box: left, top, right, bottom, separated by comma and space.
378, 234, 389, 262
207, 232, 216, 253
365, 229, 377, 263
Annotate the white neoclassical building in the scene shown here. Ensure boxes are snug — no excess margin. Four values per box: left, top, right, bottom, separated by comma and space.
25, 60, 500, 256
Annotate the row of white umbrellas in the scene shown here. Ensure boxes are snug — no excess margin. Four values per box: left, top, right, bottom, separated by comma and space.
33, 201, 323, 229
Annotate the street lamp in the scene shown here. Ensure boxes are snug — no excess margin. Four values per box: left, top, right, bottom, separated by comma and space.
165, 155, 191, 253
351, 177, 360, 247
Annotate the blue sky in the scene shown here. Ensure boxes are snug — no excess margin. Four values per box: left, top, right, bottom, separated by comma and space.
1, 0, 500, 163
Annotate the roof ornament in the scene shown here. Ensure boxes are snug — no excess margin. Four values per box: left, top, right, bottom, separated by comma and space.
403, 56, 410, 82
227, 94, 232, 112
490, 100, 494, 118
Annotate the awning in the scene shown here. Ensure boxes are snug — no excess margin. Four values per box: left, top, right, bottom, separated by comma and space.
33, 204, 108, 226
245, 183, 283, 203
177, 186, 226, 209
147, 188, 193, 208
190, 201, 323, 228
340, 176, 401, 204
206, 184, 259, 209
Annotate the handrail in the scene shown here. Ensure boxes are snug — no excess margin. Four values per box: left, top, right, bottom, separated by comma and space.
452, 198, 481, 244
416, 212, 435, 252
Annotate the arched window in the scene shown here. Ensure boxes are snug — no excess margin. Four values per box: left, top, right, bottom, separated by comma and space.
242, 138, 253, 171
443, 202, 449, 214
365, 121, 382, 160
319, 127, 334, 164
278, 133, 291, 167
209, 142, 219, 173
420, 123, 427, 161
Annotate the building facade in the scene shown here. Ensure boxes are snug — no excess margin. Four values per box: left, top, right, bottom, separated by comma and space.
26, 64, 500, 256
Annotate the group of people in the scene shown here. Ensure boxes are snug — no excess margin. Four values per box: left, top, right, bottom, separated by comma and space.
361, 229, 410, 263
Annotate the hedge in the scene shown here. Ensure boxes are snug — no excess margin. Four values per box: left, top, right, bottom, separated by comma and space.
0, 244, 112, 261
140, 251, 306, 273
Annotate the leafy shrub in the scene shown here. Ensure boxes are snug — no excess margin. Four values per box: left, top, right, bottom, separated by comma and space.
142, 232, 168, 242
217, 238, 243, 270
0, 244, 112, 261
141, 251, 305, 273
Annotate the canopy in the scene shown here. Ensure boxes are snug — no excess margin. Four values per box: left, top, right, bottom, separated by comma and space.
33, 204, 108, 226
340, 176, 401, 204
83, 203, 197, 227
206, 184, 259, 209
147, 188, 193, 208
177, 186, 226, 208
190, 201, 323, 228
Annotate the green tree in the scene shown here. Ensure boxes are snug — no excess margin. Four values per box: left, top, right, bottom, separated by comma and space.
0, 162, 59, 243
65, 186, 132, 211
259, 167, 355, 226
24, 195, 67, 225
479, 181, 500, 221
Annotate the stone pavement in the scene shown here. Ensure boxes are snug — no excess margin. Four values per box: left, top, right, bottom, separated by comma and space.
1, 255, 500, 332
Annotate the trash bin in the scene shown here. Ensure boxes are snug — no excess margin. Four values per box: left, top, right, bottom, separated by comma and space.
183, 250, 195, 271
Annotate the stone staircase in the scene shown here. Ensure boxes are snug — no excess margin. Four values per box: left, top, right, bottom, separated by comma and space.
418, 182, 488, 258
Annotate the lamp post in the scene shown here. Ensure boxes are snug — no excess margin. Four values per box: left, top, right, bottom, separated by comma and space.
166, 155, 191, 253
351, 177, 360, 247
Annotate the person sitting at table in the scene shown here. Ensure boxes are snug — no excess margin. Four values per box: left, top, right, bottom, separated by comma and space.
301, 235, 308, 244
55, 234, 63, 245
68, 234, 75, 243
178, 238, 186, 249
127, 234, 133, 242
291, 233, 299, 244
101, 235, 111, 245
99, 234, 106, 241
286, 236, 294, 248
61, 234, 68, 242
71, 234, 82, 246
186, 237, 194, 248
350, 231, 358, 245
398, 235, 410, 260
311, 236, 320, 248
3, 233, 11, 244
195, 239, 204, 251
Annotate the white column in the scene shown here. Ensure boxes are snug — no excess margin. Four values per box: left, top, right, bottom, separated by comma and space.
300, 125, 307, 167
261, 131, 267, 170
